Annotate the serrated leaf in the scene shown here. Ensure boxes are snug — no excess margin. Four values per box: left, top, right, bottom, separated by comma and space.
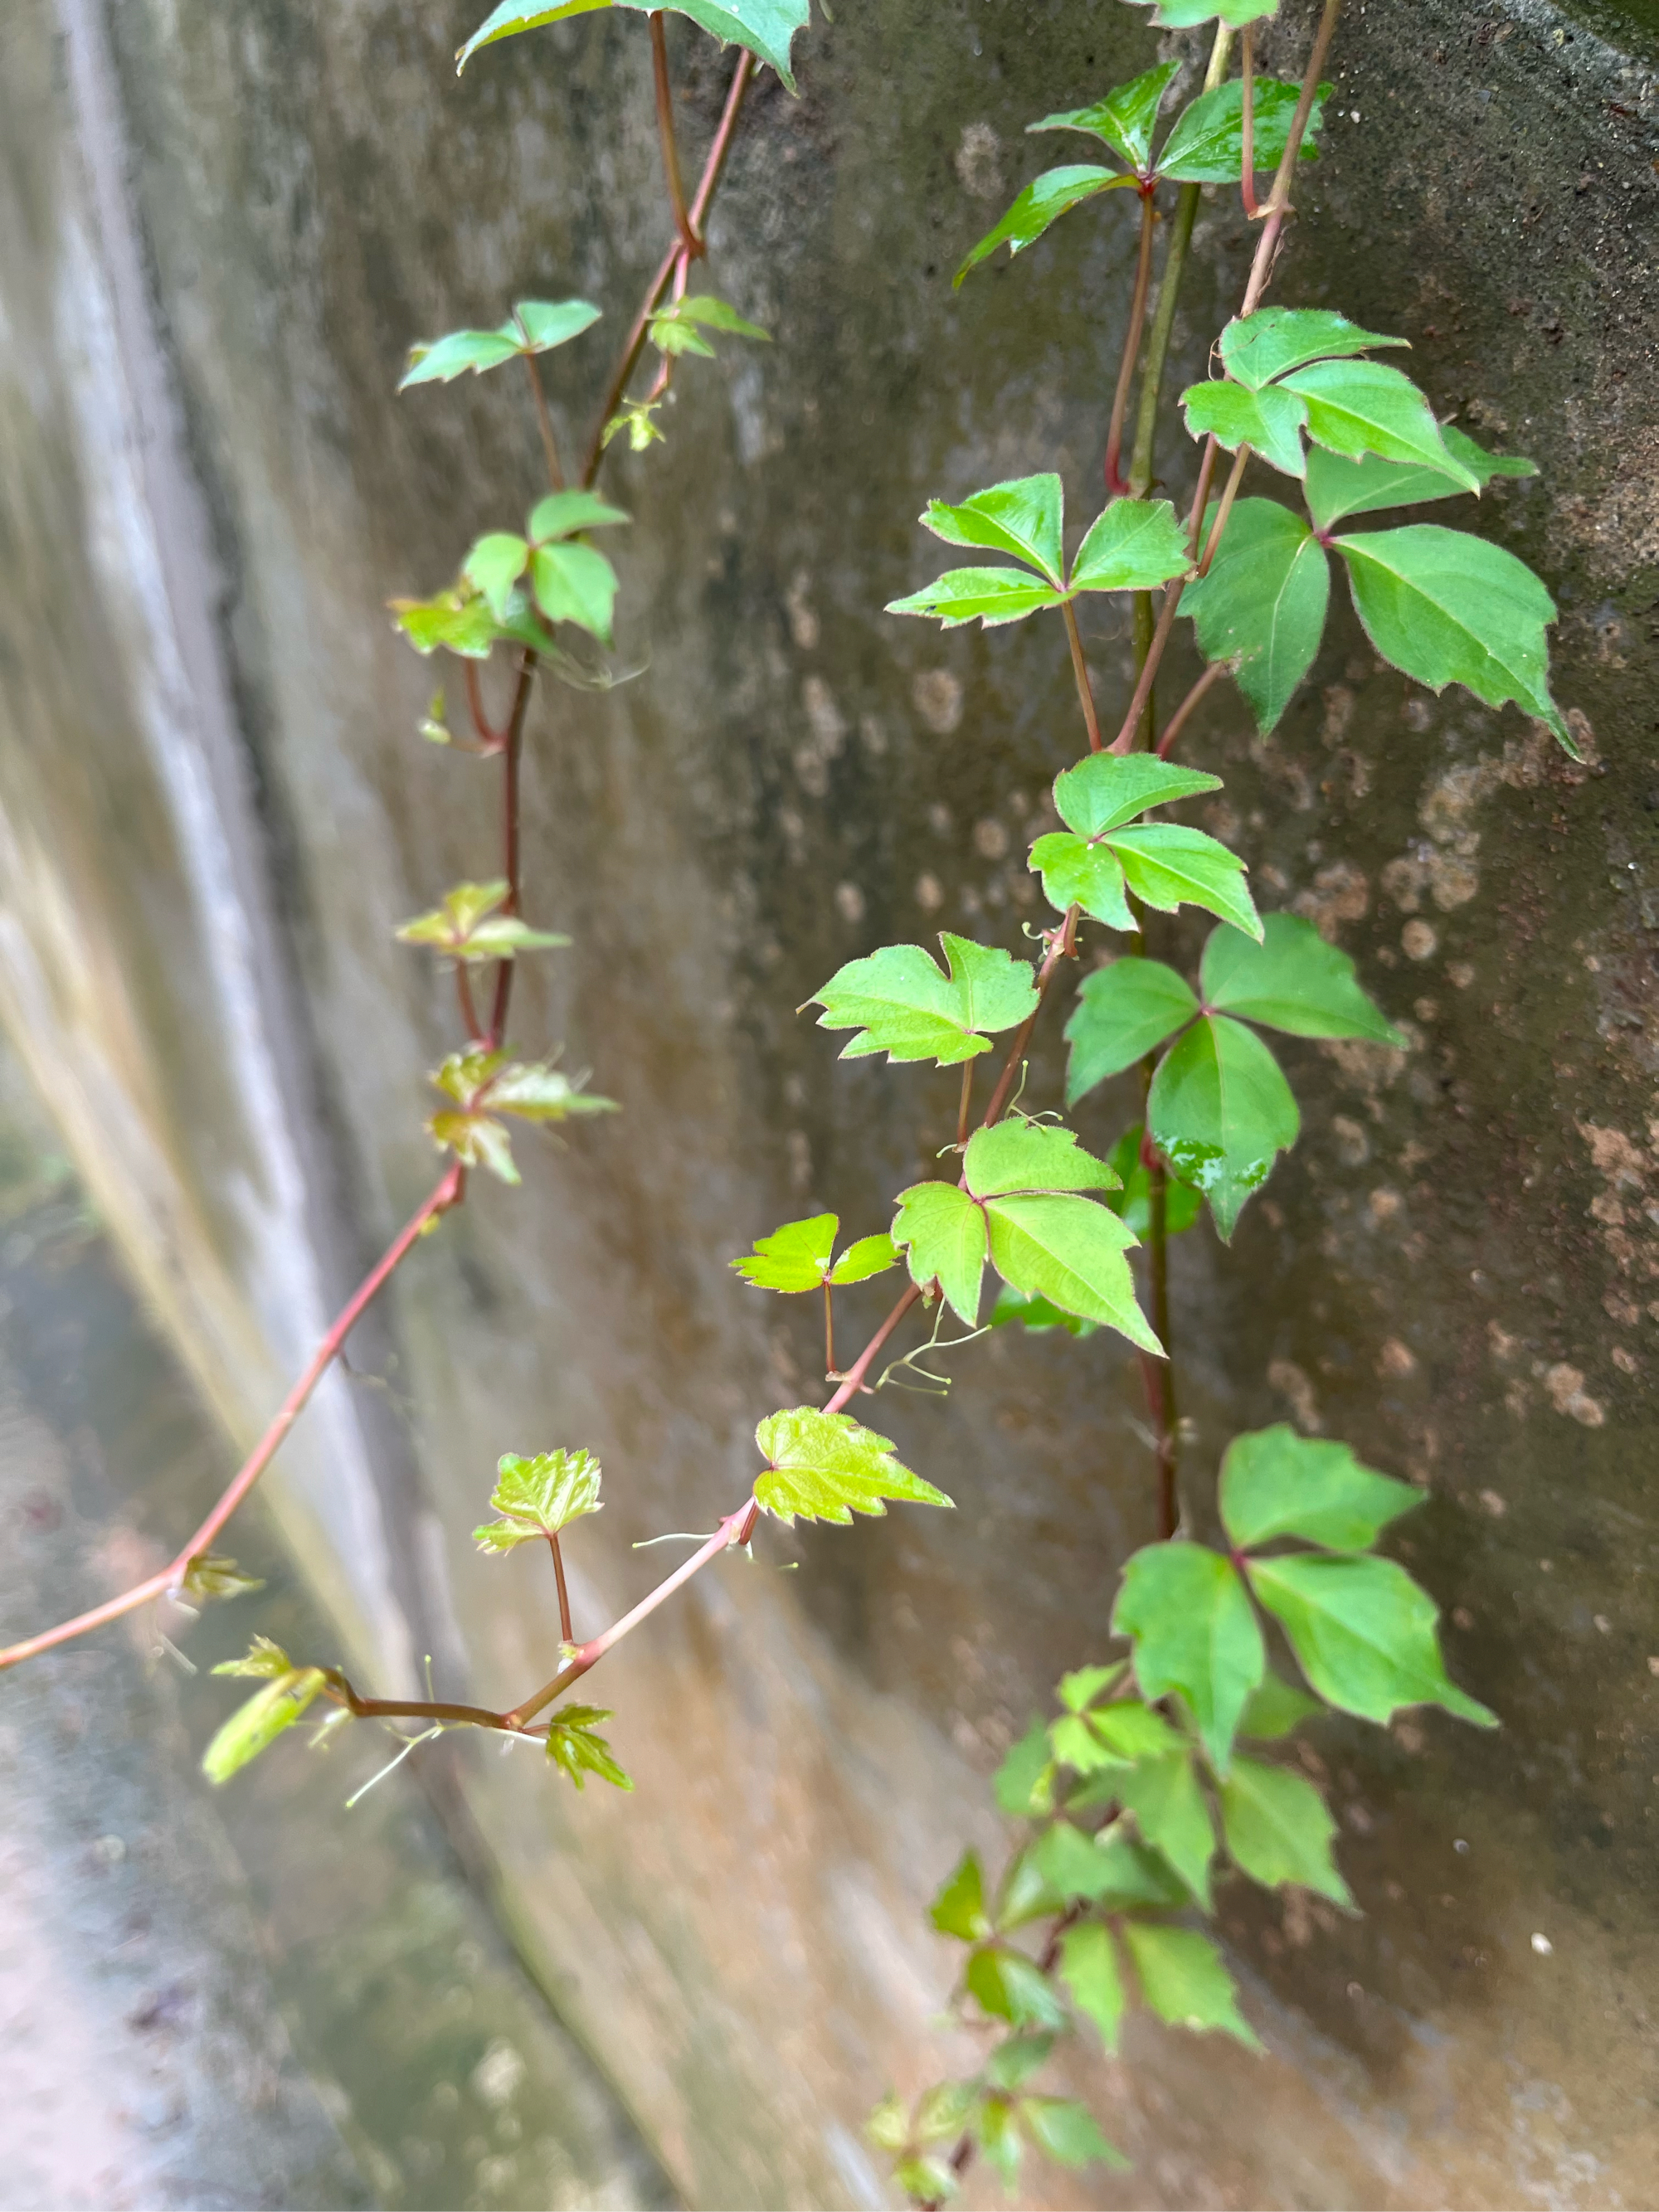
202, 1668, 326, 1784
1112, 1541, 1264, 1773
1238, 1670, 1322, 1739
921, 474, 1064, 585
1248, 1553, 1497, 1728
893, 1182, 988, 1325
1065, 960, 1199, 1100
828, 1232, 899, 1286
1280, 359, 1478, 489
527, 489, 630, 542
545, 1702, 632, 1791
430, 1106, 521, 1184
1073, 1824, 1194, 1908
1202, 912, 1405, 1044
954, 165, 1137, 286
650, 292, 770, 354
474, 1446, 602, 1551
1147, 1013, 1298, 1239
1100, 1124, 1203, 1238
730, 1212, 839, 1292
1220, 1424, 1422, 1553
1068, 498, 1191, 592
428, 1052, 616, 1183
1087, 1701, 1186, 1762
1028, 834, 1136, 931
885, 566, 1071, 629
1335, 523, 1565, 739
1184, 497, 1330, 735
995, 1720, 1056, 1816
966, 1947, 1068, 2030
811, 935, 1039, 1067
464, 532, 532, 619
1020, 2097, 1126, 2171
529, 540, 618, 644
1221, 1756, 1354, 1907
1121, 1921, 1259, 2046
399, 298, 601, 388
1157, 76, 1327, 184
1113, 1750, 1216, 1906
1219, 307, 1408, 393
1180, 380, 1309, 478
753, 1407, 952, 1526
1058, 1922, 1126, 2053
457, 0, 810, 93
1049, 1711, 1132, 1777
213, 1635, 294, 1680
489, 1062, 618, 1121
396, 880, 570, 962
1107, 824, 1260, 938
931, 1848, 991, 1941
1053, 753, 1224, 839
986, 1192, 1160, 1351
964, 1120, 1119, 1199
1029, 61, 1181, 173
1057, 1663, 1124, 1714
1303, 425, 1536, 529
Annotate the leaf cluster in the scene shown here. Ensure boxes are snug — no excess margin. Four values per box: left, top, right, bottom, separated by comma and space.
428, 1047, 619, 1184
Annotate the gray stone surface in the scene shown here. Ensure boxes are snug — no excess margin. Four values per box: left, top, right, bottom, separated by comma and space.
0, 0, 1655, 2205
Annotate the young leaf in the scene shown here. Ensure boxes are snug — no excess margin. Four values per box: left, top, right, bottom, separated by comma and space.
730, 1213, 839, 1292
650, 293, 771, 355
1180, 380, 1309, 479
1086, 1700, 1185, 1762
202, 1668, 327, 1785
1335, 524, 1567, 741
213, 1635, 295, 1680
1220, 1757, 1355, 1908
528, 540, 619, 644
893, 2154, 957, 2205
1108, 824, 1260, 939
1247, 1553, 1498, 1727
995, 1720, 1056, 1817
915, 2083, 977, 2146
1157, 76, 1327, 184
866, 2094, 909, 2155
398, 298, 601, 389
963, 1119, 1119, 1199
885, 567, 1070, 629
1147, 1013, 1299, 1240
954, 165, 1137, 286
1303, 425, 1535, 529
1050, 1711, 1132, 1777
1219, 307, 1409, 392
1058, 1922, 1126, 2054
1019, 2098, 1126, 2171
488, 1062, 618, 1121
931, 1848, 991, 1941
1028, 833, 1136, 932
1053, 753, 1224, 839
428, 1051, 616, 1184
1278, 360, 1480, 488
1068, 498, 1192, 593
464, 532, 532, 619
457, 0, 811, 94
396, 880, 571, 962
1202, 912, 1404, 1044
474, 1447, 602, 1552
966, 1947, 1068, 2030
995, 1849, 1066, 1933
1219, 1424, 1422, 1553
921, 474, 1064, 584
828, 1232, 899, 1286
1033, 1822, 1123, 1907
390, 582, 560, 663
1064, 959, 1199, 1099
527, 489, 630, 542
180, 1557, 265, 1605
545, 1703, 633, 1791
985, 1193, 1160, 1350
893, 1180, 989, 1325
1112, 1540, 1264, 1773
1121, 1922, 1259, 2047
1238, 1670, 1322, 1740
1183, 497, 1330, 735
1029, 61, 1181, 173
1100, 1124, 1203, 1239
1113, 1749, 1217, 1906
810, 935, 1039, 1067
753, 1407, 953, 1526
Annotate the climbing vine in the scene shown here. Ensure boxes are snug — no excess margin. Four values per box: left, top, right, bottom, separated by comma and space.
0, 0, 1572, 2197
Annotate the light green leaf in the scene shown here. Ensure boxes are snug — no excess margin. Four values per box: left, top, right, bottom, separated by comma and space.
1062, 1826, 1194, 1911
1108, 824, 1260, 939
1335, 523, 1566, 741
1127, 0, 1281, 22
995, 1848, 1066, 1933
489, 1061, 618, 1121
396, 880, 570, 962
893, 1180, 989, 1325
1034, 1821, 1125, 1905
1219, 307, 1409, 392
954, 165, 1138, 286
464, 532, 532, 620
528, 540, 618, 644
985, 1192, 1160, 1351
984, 2035, 1053, 2095
1280, 359, 1478, 488
866, 2094, 909, 2155
1121, 1922, 1259, 2046
1184, 497, 1330, 735
1100, 1124, 1203, 1238
546, 1702, 632, 1791
1057, 1664, 1125, 1714
966, 1947, 1068, 2030
1058, 1923, 1126, 2054
1086, 1700, 1186, 1762
1050, 1711, 1131, 1777
829, 1232, 900, 1286
972, 2093, 1024, 2193
650, 292, 771, 354
1157, 76, 1327, 184
1114, 1750, 1216, 1907
398, 297, 601, 389
474, 1447, 602, 1552
1248, 1552, 1497, 1728
1112, 1541, 1264, 1773
730, 1213, 839, 1292
1238, 1670, 1322, 1739
964, 1120, 1119, 1199
457, 0, 810, 93
1220, 1424, 1422, 1553
389, 582, 559, 663
429, 1106, 521, 1184
212, 1635, 294, 1680
1303, 425, 1536, 529
1180, 380, 1309, 478
893, 2154, 957, 2205
1147, 1013, 1298, 1239
1202, 911, 1404, 1043
995, 1721, 1056, 1816
181, 1556, 265, 1605
527, 489, 630, 542
1028, 834, 1136, 931
1053, 753, 1224, 839
1029, 62, 1181, 172
1064, 959, 1199, 1099
202, 1668, 327, 1784
428, 1052, 615, 1183
1019, 2097, 1126, 2171
1220, 1756, 1354, 1907
915, 2083, 978, 2146
931, 1848, 991, 1941
1068, 498, 1191, 592
922, 474, 1064, 585
753, 1407, 952, 1526
885, 566, 1070, 629
811, 934, 1039, 1067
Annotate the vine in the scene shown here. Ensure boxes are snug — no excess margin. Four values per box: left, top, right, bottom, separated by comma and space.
0, 0, 1573, 2199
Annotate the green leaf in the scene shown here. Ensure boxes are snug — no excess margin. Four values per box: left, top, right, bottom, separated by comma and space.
389, 582, 559, 663
964, 1120, 1119, 1199
1068, 498, 1191, 592
1279, 359, 1479, 489
954, 165, 1137, 286
428, 1052, 616, 1183
399, 298, 601, 388
730, 1213, 839, 1292
1184, 497, 1330, 735
396, 880, 570, 962
650, 292, 771, 354
971, 2093, 1024, 2190
866, 2094, 909, 2154
1056, 1663, 1124, 1713
1049, 1711, 1131, 1777
1202, 911, 1405, 1044
1112, 1541, 1264, 1773
1180, 380, 1309, 478
1157, 76, 1327, 184
885, 567, 1070, 629
602, 398, 665, 453
464, 532, 532, 620
1027, 834, 1136, 932
1078, 1825, 1194, 1908
1108, 824, 1260, 938
966, 1947, 1068, 2030
180, 1556, 265, 1604
474, 1447, 602, 1552
931, 1848, 991, 1941
985, 1192, 1160, 1351
1220, 1756, 1354, 1908
1238, 1670, 1322, 1740
1100, 1125, 1203, 1238
1065, 960, 1199, 1099
212, 1635, 294, 1680
995, 1721, 1056, 1817
995, 1848, 1066, 1933
202, 1668, 327, 1784
1219, 307, 1409, 392
1053, 753, 1224, 839
527, 489, 630, 542
1220, 1424, 1422, 1553
457, 0, 810, 93
915, 2083, 977, 2146
1335, 523, 1566, 740
811, 935, 1039, 1067
1029, 62, 1181, 172
893, 2154, 957, 2204
1121, 1921, 1259, 2046
1058, 1923, 1126, 2054
1303, 425, 1536, 529
545, 1702, 632, 1791
1033, 1821, 1141, 1908
893, 1180, 989, 1326
989, 1283, 1097, 1339
1113, 1750, 1216, 1907
528, 540, 618, 644
1147, 1013, 1299, 1240
1127, 0, 1281, 23
921, 474, 1064, 585
753, 1407, 953, 1526
985, 2034, 1053, 2093
1086, 1700, 1185, 1762
829, 1232, 899, 1286
1020, 2098, 1126, 2171
1248, 1553, 1498, 1728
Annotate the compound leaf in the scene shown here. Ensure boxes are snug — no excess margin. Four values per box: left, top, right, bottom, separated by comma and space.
1219, 307, 1408, 393
464, 532, 532, 619
886, 566, 1070, 628
398, 297, 601, 388
955, 165, 1137, 286
528, 539, 618, 644
1220, 1756, 1354, 1907
731, 1213, 839, 1292
1065, 959, 1199, 1100
921, 474, 1064, 584
1184, 497, 1330, 735
829, 1232, 900, 1286
474, 1447, 603, 1551
1220, 1424, 1422, 1553
1248, 1552, 1497, 1727
1068, 498, 1191, 592
1157, 76, 1326, 184
202, 1668, 327, 1784
1201, 912, 1404, 1043
1180, 379, 1309, 478
1112, 1539, 1264, 1773
650, 292, 771, 354
963, 1118, 1119, 1199
1280, 358, 1478, 487
754, 1407, 952, 1526
1121, 1921, 1259, 2046
985, 1192, 1160, 1350
1029, 61, 1181, 172
811, 935, 1039, 1067
546, 1702, 632, 1791
1147, 1013, 1298, 1240
1053, 752, 1223, 839
893, 1180, 989, 1325
1108, 824, 1260, 939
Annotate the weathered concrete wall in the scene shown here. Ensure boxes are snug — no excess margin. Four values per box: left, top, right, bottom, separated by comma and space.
1, 0, 1655, 2203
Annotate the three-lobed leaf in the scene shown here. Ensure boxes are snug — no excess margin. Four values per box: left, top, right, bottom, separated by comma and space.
546, 1702, 632, 1791
396, 879, 570, 962
399, 298, 601, 389
729, 1213, 900, 1296
753, 1407, 952, 1526
649, 292, 771, 355
810, 935, 1039, 1066
1219, 1423, 1421, 1552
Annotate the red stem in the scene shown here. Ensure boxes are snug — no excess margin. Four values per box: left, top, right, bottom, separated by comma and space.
548, 1532, 574, 1645
649, 12, 700, 259
1155, 659, 1226, 760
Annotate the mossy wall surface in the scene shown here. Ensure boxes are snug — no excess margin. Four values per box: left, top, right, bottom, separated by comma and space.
1, 0, 1654, 2202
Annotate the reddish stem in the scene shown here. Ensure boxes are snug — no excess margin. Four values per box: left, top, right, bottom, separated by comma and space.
486, 658, 536, 1047
548, 1531, 574, 1645
1105, 192, 1159, 496
1241, 27, 1262, 219
649, 12, 700, 260
1155, 659, 1227, 760
1062, 600, 1103, 751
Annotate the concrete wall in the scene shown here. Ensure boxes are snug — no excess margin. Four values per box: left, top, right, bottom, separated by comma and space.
1, 0, 1655, 2202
